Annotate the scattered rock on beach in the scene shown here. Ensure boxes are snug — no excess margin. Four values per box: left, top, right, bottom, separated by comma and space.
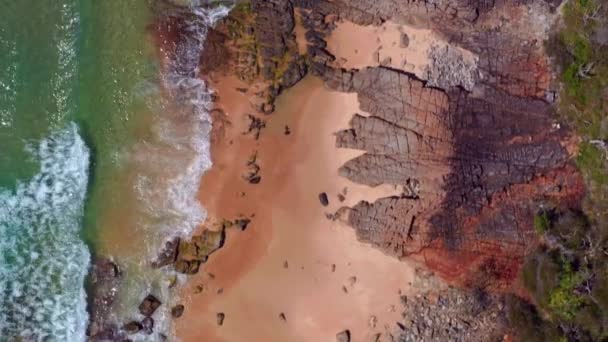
400, 33, 410, 48
122, 321, 143, 334
138, 295, 161, 317
279, 312, 287, 322
337, 194, 345, 202
283, 260, 289, 269
245, 114, 266, 139
244, 151, 262, 184
336, 330, 351, 342
194, 284, 206, 294
319, 192, 329, 206
234, 218, 251, 231
284, 125, 291, 135
171, 304, 185, 318
217, 312, 226, 326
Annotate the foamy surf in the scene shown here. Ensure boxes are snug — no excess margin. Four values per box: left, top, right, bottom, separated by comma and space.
103, 2, 233, 341
0, 123, 90, 341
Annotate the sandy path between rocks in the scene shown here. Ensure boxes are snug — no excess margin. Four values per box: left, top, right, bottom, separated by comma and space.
176, 75, 419, 342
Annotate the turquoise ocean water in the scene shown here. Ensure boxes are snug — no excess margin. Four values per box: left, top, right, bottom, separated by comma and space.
0, 1, 231, 340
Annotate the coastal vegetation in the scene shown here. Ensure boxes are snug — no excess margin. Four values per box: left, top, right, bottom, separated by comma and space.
519, 0, 608, 339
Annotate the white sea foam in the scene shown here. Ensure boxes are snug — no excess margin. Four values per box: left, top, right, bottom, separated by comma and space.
0, 124, 90, 341
135, 3, 232, 241
121, 3, 232, 341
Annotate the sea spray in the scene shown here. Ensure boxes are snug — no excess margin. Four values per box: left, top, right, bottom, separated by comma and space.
99, 2, 234, 340
0, 124, 90, 341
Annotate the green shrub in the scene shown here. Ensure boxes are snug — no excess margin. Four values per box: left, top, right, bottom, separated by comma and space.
534, 211, 551, 234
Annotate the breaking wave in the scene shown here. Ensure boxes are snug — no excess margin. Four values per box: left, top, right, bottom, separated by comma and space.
0, 124, 90, 341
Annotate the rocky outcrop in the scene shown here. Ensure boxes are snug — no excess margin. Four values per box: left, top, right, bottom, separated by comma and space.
297, 0, 583, 291
391, 288, 508, 341
87, 258, 124, 341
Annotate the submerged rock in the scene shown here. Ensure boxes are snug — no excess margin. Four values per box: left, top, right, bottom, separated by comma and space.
122, 321, 143, 335
87, 257, 122, 339
139, 295, 161, 317
142, 317, 154, 335
217, 312, 226, 326
151, 237, 180, 268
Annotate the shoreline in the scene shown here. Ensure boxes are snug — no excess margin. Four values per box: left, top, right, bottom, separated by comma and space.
175, 73, 420, 341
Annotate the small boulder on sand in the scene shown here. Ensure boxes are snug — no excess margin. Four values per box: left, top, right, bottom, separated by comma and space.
336, 330, 351, 342
400, 33, 410, 48
319, 192, 329, 206
217, 312, 226, 326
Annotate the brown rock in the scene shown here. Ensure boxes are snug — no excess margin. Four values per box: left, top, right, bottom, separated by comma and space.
174, 259, 201, 275
217, 312, 226, 326
318, 192, 329, 206
171, 304, 185, 318
138, 295, 161, 317
279, 312, 287, 322
151, 237, 179, 268
122, 321, 142, 335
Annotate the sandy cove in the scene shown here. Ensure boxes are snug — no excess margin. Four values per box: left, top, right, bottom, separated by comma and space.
175, 73, 421, 341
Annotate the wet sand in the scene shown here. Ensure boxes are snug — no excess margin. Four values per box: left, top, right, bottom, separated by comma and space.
176, 75, 419, 341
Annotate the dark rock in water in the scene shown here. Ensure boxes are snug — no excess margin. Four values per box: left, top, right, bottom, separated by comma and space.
122, 321, 143, 334
234, 218, 251, 231
319, 192, 329, 206
87, 258, 123, 339
336, 330, 351, 342
142, 317, 154, 335
178, 229, 225, 262
139, 295, 161, 317
172, 304, 185, 318
151, 237, 180, 268
217, 312, 226, 326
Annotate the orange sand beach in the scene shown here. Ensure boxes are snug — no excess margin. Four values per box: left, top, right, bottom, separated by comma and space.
175, 73, 422, 341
